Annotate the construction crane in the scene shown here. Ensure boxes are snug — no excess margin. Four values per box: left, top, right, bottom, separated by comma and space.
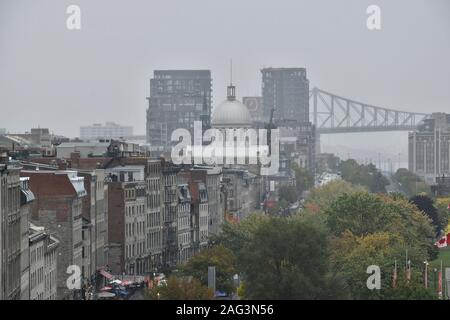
266, 108, 276, 153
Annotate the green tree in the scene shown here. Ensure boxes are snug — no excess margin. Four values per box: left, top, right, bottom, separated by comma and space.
328, 227, 436, 299
339, 160, 389, 193
278, 185, 297, 205
291, 163, 314, 195
210, 214, 271, 253
410, 195, 441, 235
145, 276, 214, 300
326, 192, 394, 236
304, 180, 366, 215
329, 230, 405, 299
436, 197, 450, 232
393, 168, 431, 197
325, 192, 435, 247
384, 278, 436, 300
235, 216, 331, 299
299, 180, 367, 234
181, 245, 237, 294
325, 191, 437, 299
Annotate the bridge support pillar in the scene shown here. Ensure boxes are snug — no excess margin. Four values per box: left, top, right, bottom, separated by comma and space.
315, 132, 321, 155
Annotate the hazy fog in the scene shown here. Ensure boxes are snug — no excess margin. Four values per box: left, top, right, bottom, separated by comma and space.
1, 0, 449, 159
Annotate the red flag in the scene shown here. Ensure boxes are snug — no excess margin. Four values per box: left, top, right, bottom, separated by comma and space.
435, 233, 449, 248
436, 235, 448, 248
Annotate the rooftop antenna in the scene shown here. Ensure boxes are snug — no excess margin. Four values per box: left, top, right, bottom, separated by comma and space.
230, 59, 233, 85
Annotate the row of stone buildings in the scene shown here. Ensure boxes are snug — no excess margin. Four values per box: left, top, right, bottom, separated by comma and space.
0, 139, 263, 300
0, 157, 58, 300
58, 152, 260, 274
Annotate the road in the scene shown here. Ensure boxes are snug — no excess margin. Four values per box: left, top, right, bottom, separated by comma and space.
385, 173, 407, 195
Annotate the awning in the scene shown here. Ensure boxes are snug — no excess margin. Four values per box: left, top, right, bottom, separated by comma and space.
110, 279, 122, 284
100, 286, 113, 292
99, 269, 114, 280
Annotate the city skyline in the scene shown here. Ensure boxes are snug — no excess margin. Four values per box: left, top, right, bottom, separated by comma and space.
1, 0, 450, 303
1, 1, 449, 142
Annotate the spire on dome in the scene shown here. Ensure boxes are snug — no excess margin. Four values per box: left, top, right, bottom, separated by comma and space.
227, 59, 236, 101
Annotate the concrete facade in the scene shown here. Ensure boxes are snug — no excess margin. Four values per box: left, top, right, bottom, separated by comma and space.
409, 113, 450, 184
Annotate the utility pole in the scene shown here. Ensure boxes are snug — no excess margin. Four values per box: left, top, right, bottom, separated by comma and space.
378, 153, 381, 171
208, 266, 216, 296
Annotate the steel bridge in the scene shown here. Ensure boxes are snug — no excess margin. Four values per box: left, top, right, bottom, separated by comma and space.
311, 87, 429, 134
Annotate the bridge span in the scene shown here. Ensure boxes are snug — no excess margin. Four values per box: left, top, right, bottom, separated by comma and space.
311, 87, 429, 134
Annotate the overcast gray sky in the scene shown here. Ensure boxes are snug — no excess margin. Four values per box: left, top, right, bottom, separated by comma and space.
1, 0, 449, 159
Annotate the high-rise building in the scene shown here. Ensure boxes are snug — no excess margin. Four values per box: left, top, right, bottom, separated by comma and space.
146, 70, 212, 150
261, 68, 310, 123
408, 113, 450, 184
261, 68, 316, 172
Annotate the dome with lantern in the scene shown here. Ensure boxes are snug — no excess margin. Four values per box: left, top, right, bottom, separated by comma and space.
211, 84, 252, 129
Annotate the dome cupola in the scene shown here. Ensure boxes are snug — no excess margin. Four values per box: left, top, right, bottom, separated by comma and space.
211, 83, 252, 128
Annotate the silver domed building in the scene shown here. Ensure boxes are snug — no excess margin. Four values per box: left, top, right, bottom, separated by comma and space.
211, 84, 252, 129
208, 83, 262, 171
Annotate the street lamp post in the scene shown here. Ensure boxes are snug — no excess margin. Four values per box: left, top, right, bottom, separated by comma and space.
434, 268, 438, 293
